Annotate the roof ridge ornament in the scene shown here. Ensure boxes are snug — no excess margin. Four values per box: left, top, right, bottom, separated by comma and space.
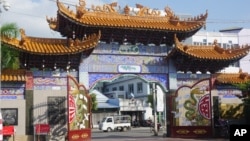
20, 28, 29, 46
135, 3, 161, 16
164, 6, 176, 19
91, 1, 117, 13
76, 0, 86, 18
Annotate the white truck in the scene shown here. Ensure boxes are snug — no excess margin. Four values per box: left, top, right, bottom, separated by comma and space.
98, 115, 131, 132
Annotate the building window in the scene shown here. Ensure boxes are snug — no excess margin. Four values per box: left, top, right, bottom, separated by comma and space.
104, 88, 109, 92
137, 82, 143, 93
203, 39, 207, 45
227, 40, 232, 49
233, 44, 239, 48
119, 86, 124, 91
112, 87, 117, 91
48, 97, 66, 125
149, 83, 153, 92
223, 43, 227, 49
128, 84, 134, 94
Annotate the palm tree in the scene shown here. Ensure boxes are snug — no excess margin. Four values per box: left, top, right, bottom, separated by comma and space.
1, 23, 20, 70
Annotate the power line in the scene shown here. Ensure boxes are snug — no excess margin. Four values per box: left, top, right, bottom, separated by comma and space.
6, 10, 45, 19
3, 0, 250, 25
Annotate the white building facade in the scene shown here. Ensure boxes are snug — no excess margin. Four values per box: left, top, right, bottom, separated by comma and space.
184, 28, 250, 73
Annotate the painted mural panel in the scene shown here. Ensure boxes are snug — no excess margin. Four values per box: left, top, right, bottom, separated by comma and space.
0, 83, 25, 100
217, 86, 244, 119
173, 79, 211, 126
93, 43, 168, 55
33, 77, 67, 90
81, 55, 168, 73
80, 43, 169, 73
67, 75, 91, 141
31, 70, 78, 90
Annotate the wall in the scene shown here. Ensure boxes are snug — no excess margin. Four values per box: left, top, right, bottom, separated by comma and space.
0, 100, 26, 135
32, 88, 67, 141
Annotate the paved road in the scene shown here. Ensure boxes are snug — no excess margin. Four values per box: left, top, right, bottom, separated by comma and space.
91, 127, 229, 141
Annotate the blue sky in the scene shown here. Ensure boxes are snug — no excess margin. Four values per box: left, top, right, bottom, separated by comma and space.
1, 0, 250, 38
118, 0, 250, 31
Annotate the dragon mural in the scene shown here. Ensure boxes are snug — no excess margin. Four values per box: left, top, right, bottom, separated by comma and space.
183, 88, 210, 126
173, 79, 211, 126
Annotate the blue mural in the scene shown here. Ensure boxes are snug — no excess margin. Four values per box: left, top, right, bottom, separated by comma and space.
0, 83, 25, 100
80, 43, 169, 73
93, 43, 169, 55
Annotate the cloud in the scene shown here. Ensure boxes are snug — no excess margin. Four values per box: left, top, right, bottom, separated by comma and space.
1, 0, 105, 38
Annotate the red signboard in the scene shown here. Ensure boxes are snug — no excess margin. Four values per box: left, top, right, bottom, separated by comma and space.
3, 126, 15, 135
35, 124, 50, 135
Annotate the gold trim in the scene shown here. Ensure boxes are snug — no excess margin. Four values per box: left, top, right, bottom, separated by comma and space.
176, 129, 190, 134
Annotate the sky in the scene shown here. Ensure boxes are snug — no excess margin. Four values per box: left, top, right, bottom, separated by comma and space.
1, 0, 250, 39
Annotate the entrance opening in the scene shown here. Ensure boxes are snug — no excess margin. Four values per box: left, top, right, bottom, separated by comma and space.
89, 74, 167, 129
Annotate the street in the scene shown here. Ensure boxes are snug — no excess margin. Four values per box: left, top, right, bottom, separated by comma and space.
91, 127, 229, 141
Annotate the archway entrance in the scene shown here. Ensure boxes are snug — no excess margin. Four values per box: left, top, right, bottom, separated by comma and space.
88, 73, 168, 129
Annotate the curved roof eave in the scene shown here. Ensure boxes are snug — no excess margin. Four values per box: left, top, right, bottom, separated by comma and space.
1, 69, 27, 82
214, 71, 250, 84
1, 29, 101, 55
48, 0, 207, 32
173, 34, 250, 61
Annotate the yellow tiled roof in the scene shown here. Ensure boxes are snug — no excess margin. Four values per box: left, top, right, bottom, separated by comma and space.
1, 69, 26, 82
173, 35, 250, 60
215, 71, 250, 84
1, 29, 101, 55
47, 0, 207, 32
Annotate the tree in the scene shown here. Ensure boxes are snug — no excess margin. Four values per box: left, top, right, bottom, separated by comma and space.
89, 93, 98, 128
90, 94, 98, 111
1, 23, 20, 70
232, 81, 250, 125
147, 93, 154, 109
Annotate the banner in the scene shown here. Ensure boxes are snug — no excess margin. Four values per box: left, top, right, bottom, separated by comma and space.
67, 75, 91, 141
156, 85, 164, 112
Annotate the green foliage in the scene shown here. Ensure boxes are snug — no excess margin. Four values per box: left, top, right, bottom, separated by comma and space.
232, 81, 250, 92
147, 94, 153, 109
1, 23, 20, 70
1, 23, 19, 37
232, 81, 250, 124
90, 94, 98, 111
